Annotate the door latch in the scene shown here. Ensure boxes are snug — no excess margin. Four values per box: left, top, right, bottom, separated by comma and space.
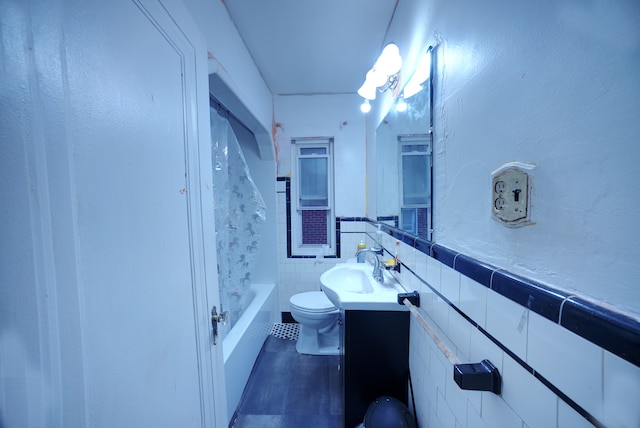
211, 305, 229, 345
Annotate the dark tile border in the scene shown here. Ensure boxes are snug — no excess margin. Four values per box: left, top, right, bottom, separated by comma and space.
376, 215, 399, 229
281, 312, 296, 323
333, 218, 639, 427
431, 244, 458, 268
454, 254, 495, 287
280, 176, 339, 259
491, 270, 570, 323
360, 219, 640, 369
561, 297, 640, 367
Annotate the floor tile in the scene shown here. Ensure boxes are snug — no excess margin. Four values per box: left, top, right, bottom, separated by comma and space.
232, 332, 343, 427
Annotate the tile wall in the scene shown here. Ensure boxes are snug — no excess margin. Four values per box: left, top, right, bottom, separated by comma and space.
365, 221, 640, 428
275, 179, 640, 427
276, 179, 362, 312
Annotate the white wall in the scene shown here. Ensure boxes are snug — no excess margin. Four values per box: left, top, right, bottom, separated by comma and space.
367, 0, 640, 316
247, 1, 639, 426
183, 0, 272, 136
432, 0, 640, 315
359, 1, 640, 426
275, 94, 367, 217
272, 94, 367, 311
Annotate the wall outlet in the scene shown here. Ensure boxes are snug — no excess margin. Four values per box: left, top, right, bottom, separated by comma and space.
491, 162, 535, 227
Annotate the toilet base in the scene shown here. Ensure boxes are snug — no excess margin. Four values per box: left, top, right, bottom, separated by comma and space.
295, 324, 340, 356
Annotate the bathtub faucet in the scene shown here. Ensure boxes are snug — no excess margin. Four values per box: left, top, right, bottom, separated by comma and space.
354, 248, 384, 282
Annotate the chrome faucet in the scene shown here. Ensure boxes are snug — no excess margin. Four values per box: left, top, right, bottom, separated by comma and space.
354, 248, 384, 282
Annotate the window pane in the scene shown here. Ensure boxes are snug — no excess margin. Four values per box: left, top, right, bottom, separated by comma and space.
299, 157, 328, 207
401, 208, 417, 234
401, 144, 428, 153
401, 207, 430, 239
301, 210, 328, 245
402, 154, 430, 205
300, 147, 327, 155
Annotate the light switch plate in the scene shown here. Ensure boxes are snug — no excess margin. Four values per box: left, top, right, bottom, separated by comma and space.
491, 162, 535, 227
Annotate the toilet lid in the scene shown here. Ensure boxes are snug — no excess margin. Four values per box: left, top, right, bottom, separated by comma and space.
290, 291, 337, 313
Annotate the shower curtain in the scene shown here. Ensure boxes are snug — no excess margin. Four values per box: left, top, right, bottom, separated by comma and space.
210, 105, 266, 340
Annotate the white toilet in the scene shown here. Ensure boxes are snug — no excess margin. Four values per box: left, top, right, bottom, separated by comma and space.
289, 291, 340, 355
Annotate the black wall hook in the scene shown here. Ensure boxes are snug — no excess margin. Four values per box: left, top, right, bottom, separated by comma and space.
398, 290, 420, 307
453, 359, 501, 395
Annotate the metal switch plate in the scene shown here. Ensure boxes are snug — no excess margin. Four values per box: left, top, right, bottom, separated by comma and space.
491, 162, 534, 227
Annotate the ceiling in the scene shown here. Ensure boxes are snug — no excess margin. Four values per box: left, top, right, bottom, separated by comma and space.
223, 0, 399, 96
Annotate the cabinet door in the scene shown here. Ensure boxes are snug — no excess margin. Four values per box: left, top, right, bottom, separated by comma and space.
343, 310, 410, 427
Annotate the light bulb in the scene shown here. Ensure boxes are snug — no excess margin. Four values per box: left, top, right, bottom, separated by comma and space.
360, 99, 371, 113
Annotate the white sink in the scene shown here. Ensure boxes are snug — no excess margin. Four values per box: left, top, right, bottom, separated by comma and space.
320, 262, 409, 311
320, 263, 375, 294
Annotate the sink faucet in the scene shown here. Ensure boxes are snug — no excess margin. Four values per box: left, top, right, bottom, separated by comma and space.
354, 248, 384, 282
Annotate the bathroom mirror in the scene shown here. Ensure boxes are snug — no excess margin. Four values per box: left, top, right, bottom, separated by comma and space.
375, 66, 432, 241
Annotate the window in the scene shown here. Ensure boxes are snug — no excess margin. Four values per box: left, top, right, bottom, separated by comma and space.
399, 135, 432, 240
291, 137, 335, 256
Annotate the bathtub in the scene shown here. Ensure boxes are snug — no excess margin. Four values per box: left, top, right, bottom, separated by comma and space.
223, 283, 276, 423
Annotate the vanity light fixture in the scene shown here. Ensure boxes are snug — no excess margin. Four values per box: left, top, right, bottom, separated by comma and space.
395, 95, 407, 112
403, 48, 431, 99
357, 43, 403, 109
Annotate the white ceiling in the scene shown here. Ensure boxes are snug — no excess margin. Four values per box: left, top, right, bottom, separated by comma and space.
223, 0, 399, 96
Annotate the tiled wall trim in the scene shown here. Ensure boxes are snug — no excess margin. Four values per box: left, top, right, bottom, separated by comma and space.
361, 219, 640, 369
355, 219, 640, 427
400, 260, 605, 427
279, 176, 342, 259
276, 183, 639, 426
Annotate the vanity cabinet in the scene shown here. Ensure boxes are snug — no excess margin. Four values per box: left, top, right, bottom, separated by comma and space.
342, 309, 410, 427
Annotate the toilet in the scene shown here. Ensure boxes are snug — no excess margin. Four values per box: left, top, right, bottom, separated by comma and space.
289, 291, 340, 355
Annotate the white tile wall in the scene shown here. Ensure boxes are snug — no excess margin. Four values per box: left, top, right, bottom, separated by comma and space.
275, 215, 639, 427
414, 249, 428, 289
557, 399, 593, 428
467, 400, 490, 428
431, 294, 450, 337
444, 364, 473, 425
486, 291, 529, 360
527, 311, 604, 422
481, 389, 524, 427
426, 253, 442, 292
460, 275, 488, 329
339, 221, 365, 233
448, 307, 471, 361
502, 353, 558, 428
274, 205, 369, 311
440, 264, 461, 306
436, 389, 458, 427
602, 350, 640, 427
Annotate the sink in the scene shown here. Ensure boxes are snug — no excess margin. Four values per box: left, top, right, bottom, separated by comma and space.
320, 264, 374, 294
320, 262, 409, 311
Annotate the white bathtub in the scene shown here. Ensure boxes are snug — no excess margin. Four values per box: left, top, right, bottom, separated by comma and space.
223, 283, 276, 423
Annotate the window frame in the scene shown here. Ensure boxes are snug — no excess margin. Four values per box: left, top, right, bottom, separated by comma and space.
290, 137, 335, 257
398, 134, 432, 241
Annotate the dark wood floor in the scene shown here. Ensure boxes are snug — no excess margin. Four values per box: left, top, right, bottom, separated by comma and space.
231, 334, 343, 428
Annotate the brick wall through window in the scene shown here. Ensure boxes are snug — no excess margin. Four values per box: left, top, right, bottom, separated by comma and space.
301, 210, 327, 245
